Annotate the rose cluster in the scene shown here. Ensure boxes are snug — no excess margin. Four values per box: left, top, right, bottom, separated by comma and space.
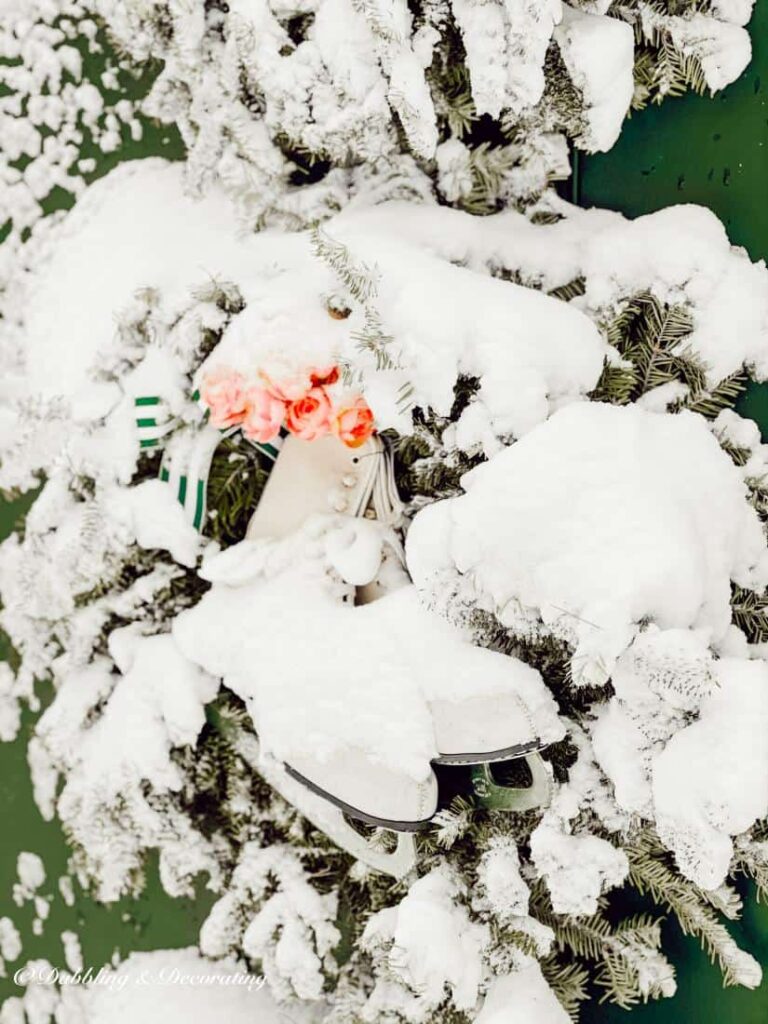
200, 363, 375, 448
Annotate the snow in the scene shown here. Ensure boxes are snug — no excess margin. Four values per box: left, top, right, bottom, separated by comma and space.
452, 0, 562, 119
710, 0, 755, 26
58, 876, 75, 907
473, 966, 570, 1024
0, 663, 22, 742
474, 838, 530, 923
120, 480, 201, 568
0, 918, 22, 963
581, 204, 768, 384
653, 657, 768, 889
30, 636, 219, 900
13, 853, 45, 906
64, 631, 217, 790
7, 159, 256, 399
0, 0, 136, 245
530, 820, 629, 916
10, 947, 322, 1024
328, 200, 768, 390
362, 867, 488, 1019
200, 843, 339, 1003
174, 525, 562, 783
554, 5, 635, 152
407, 403, 768, 687
665, 13, 752, 92
209, 209, 607, 439
2, 161, 614, 492
61, 930, 83, 974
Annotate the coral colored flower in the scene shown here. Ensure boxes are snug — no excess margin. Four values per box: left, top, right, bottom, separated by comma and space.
285, 386, 334, 441
242, 387, 286, 443
333, 396, 375, 449
200, 368, 250, 428
259, 367, 313, 403
310, 364, 340, 386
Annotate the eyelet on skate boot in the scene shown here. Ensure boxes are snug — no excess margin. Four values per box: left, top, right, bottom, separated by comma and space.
246, 433, 401, 541
470, 752, 552, 812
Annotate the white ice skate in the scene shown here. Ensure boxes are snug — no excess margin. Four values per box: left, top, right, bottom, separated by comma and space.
170, 427, 556, 876
241, 438, 559, 837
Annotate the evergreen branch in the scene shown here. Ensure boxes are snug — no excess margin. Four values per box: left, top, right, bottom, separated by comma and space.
730, 584, 768, 645
594, 292, 742, 413
530, 880, 670, 1009
541, 957, 591, 1021
548, 277, 586, 303
311, 226, 380, 304
205, 434, 272, 547
626, 828, 759, 988
680, 370, 747, 418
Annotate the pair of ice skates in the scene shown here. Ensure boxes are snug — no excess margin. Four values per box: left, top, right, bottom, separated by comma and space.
159, 416, 553, 877
246, 434, 551, 834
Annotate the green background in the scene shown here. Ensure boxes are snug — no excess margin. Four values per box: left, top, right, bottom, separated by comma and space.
1, 4, 768, 1018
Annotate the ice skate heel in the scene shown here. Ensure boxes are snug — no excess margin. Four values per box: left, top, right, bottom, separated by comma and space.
470, 752, 552, 812
233, 729, 419, 880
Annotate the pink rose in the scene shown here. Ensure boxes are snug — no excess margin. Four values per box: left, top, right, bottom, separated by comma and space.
310, 364, 340, 386
332, 395, 375, 449
201, 368, 250, 428
259, 367, 313, 403
242, 387, 286, 443
285, 386, 333, 441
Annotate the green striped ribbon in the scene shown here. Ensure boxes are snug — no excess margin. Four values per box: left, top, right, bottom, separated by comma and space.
133, 395, 176, 450
134, 390, 288, 532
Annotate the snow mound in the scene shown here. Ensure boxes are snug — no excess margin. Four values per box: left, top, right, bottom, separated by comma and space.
332, 200, 768, 389
362, 867, 488, 1020
653, 657, 768, 889
174, 521, 563, 780
6, 159, 257, 398
555, 5, 635, 152
407, 403, 768, 686
474, 966, 570, 1024
23, 947, 321, 1024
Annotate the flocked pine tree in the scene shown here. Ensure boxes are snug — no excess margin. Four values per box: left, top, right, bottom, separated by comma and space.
1, 3, 767, 1024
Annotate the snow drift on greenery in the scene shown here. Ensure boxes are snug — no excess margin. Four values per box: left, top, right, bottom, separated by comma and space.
0, 1, 766, 1020
3, 947, 322, 1024
2, 152, 768, 1018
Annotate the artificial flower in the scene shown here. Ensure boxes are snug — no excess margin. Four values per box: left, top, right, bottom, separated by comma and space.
333, 395, 375, 448
200, 367, 250, 428
285, 386, 334, 441
242, 387, 286, 443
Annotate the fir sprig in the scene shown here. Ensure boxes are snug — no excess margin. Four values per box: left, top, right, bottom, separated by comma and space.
204, 434, 272, 547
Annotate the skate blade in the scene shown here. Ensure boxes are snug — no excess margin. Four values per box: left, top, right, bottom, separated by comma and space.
284, 762, 435, 833
471, 753, 553, 812
432, 738, 542, 766
233, 731, 418, 880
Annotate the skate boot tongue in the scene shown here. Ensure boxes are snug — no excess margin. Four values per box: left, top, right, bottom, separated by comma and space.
246, 433, 400, 541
